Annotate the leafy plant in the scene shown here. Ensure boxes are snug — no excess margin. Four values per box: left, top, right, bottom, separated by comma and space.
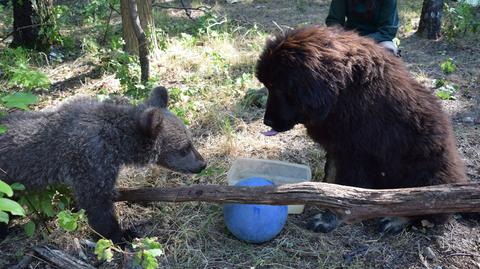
81, 0, 115, 24
167, 86, 201, 125
18, 186, 73, 236
433, 78, 446, 88
8, 65, 51, 90
97, 36, 149, 99
443, 1, 480, 40
0, 180, 26, 225
196, 166, 226, 178
440, 58, 457, 74
0, 48, 50, 91
133, 237, 164, 269
1, 92, 39, 110
436, 83, 459, 100
94, 237, 164, 269
57, 209, 85, 232
207, 51, 230, 76
95, 238, 115, 262
242, 88, 268, 108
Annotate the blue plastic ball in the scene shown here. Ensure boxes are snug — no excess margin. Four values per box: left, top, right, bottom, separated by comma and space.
223, 177, 288, 244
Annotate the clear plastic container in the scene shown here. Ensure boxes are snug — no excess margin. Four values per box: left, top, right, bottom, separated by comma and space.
227, 158, 312, 214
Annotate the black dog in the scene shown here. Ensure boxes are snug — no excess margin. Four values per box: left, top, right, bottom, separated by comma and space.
255, 26, 467, 234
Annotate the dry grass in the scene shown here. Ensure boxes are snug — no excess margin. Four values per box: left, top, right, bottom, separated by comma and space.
1, 0, 480, 268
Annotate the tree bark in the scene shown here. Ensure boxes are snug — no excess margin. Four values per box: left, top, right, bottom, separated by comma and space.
120, 0, 157, 54
116, 182, 480, 223
122, 0, 150, 82
120, 0, 138, 54
417, 0, 444, 39
11, 0, 55, 50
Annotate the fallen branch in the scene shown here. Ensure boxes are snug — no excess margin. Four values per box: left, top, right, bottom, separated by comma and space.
116, 182, 480, 223
152, 1, 211, 20
33, 245, 95, 269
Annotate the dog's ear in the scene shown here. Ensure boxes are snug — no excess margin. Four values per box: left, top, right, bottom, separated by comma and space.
145, 86, 169, 108
295, 77, 336, 124
138, 108, 164, 137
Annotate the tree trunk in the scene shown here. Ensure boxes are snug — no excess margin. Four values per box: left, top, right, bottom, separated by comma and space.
120, 0, 138, 54
120, 0, 157, 55
417, 0, 444, 39
116, 182, 480, 223
11, 0, 54, 51
121, 0, 152, 82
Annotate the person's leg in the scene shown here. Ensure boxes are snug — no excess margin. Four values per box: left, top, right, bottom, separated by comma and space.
379, 41, 400, 57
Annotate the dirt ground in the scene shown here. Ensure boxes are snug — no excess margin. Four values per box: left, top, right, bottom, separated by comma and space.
1, 0, 480, 268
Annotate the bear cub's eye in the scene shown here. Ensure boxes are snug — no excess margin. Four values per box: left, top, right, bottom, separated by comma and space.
179, 144, 192, 156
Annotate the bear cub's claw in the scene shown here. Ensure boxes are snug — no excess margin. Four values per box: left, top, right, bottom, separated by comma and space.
307, 210, 339, 233
377, 217, 410, 235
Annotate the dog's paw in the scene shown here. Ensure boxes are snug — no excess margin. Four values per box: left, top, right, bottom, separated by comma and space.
378, 217, 410, 235
306, 210, 338, 233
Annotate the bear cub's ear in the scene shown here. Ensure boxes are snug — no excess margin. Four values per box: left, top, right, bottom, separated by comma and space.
138, 108, 164, 138
145, 86, 169, 108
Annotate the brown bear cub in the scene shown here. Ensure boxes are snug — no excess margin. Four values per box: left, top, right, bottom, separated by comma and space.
255, 26, 467, 234
0, 86, 206, 243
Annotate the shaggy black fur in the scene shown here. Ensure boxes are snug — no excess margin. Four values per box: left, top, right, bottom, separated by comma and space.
255, 26, 467, 233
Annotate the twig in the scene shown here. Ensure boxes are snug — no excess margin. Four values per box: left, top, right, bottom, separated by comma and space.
152, 2, 211, 19
447, 252, 480, 257
109, 2, 121, 15
1, 23, 54, 43
101, 5, 114, 45
179, 0, 194, 21
272, 20, 284, 34
73, 238, 88, 261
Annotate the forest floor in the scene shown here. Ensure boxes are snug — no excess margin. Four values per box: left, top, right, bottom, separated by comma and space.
1, 0, 479, 268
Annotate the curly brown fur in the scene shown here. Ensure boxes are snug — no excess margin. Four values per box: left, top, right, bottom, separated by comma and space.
255, 26, 467, 233
0, 87, 206, 243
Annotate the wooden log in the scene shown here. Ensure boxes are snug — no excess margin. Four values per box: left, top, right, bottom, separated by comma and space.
116, 182, 480, 223
33, 245, 95, 269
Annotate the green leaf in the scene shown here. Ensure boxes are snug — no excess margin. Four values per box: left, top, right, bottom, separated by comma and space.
24, 220, 36, 237
0, 211, 9, 224
440, 58, 457, 74
10, 183, 25, 191
134, 251, 143, 266
142, 253, 159, 269
142, 238, 162, 250
436, 90, 454, 100
57, 210, 78, 232
0, 180, 13, 197
146, 248, 164, 257
1, 92, 38, 110
0, 198, 25, 216
0, 125, 6, 134
95, 239, 114, 262
433, 79, 445, 89
41, 198, 55, 217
